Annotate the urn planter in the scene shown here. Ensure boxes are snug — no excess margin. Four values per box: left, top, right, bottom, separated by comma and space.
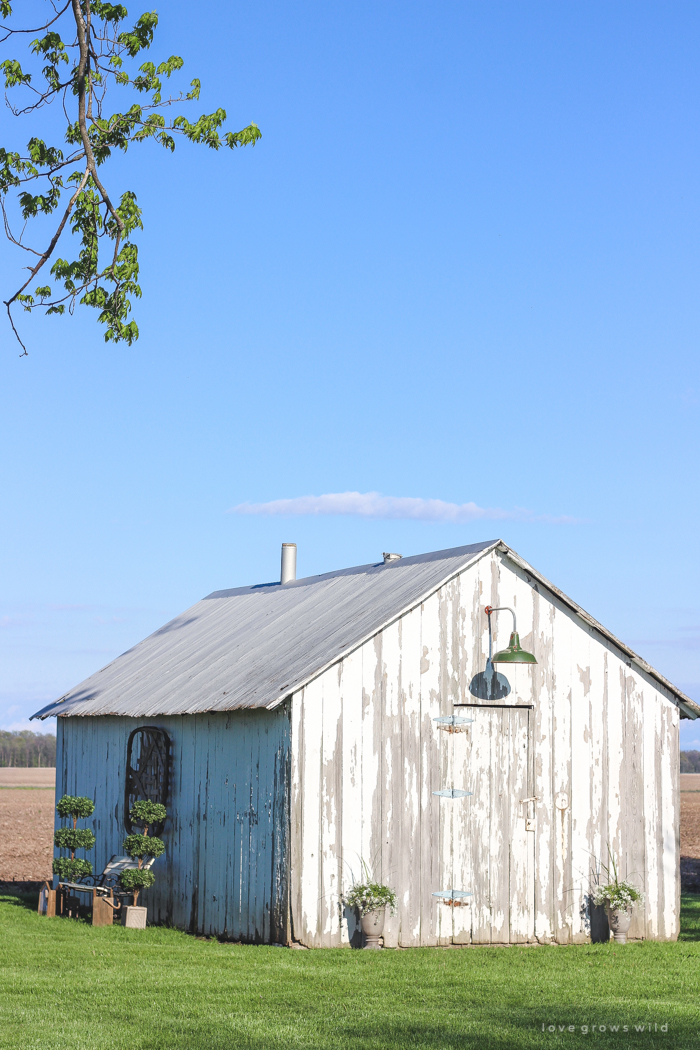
122, 905, 147, 929
606, 906, 632, 945
360, 907, 385, 949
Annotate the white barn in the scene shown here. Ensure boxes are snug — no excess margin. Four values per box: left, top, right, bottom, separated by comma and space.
34, 539, 699, 946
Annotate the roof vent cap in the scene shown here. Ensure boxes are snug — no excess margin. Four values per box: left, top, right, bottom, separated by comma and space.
281, 543, 297, 584
383, 552, 402, 563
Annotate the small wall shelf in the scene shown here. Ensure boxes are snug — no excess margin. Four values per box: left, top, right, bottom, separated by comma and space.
433, 889, 473, 907
433, 715, 473, 734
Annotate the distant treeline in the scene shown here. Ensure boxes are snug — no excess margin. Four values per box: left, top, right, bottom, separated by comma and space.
681, 750, 700, 774
2, 734, 699, 773
0, 730, 56, 767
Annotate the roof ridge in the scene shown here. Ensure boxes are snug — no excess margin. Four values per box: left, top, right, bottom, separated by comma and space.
204, 539, 500, 601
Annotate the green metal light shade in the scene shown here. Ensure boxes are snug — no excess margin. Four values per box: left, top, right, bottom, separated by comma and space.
491, 631, 537, 665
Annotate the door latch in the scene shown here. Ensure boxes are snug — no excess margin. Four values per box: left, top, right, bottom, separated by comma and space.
519, 795, 540, 832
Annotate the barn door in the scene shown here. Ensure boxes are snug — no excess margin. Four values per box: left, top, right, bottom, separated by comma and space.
447, 705, 534, 944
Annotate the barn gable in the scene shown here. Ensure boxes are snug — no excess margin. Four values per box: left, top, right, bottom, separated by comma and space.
289, 545, 690, 947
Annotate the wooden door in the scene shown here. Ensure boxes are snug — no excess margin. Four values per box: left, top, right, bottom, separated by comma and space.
449, 705, 534, 944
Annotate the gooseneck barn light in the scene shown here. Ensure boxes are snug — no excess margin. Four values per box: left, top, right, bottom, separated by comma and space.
485, 605, 537, 665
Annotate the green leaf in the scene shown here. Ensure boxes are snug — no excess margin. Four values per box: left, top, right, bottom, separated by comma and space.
52, 857, 93, 879
118, 11, 158, 57
26, 138, 64, 167
91, 2, 129, 22
225, 123, 262, 149
56, 795, 95, 820
1, 59, 31, 88
123, 833, 165, 859
118, 868, 155, 891
54, 827, 96, 851
130, 799, 167, 826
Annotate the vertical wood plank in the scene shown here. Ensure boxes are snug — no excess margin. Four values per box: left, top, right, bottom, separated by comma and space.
397, 606, 422, 946
419, 592, 442, 946
641, 687, 659, 939
320, 666, 343, 947
380, 618, 402, 948
622, 671, 646, 940
569, 634, 591, 943
361, 636, 382, 900
660, 699, 680, 940
603, 655, 624, 936
526, 569, 555, 944
584, 643, 607, 941
451, 717, 473, 944
490, 708, 509, 942
451, 570, 473, 944
508, 709, 531, 942
466, 705, 492, 942
299, 677, 324, 946
552, 606, 573, 944
290, 690, 304, 942
339, 649, 363, 946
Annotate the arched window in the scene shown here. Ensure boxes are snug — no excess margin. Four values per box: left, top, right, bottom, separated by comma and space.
124, 726, 171, 836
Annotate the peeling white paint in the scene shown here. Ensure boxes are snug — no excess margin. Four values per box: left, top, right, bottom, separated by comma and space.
289, 549, 681, 946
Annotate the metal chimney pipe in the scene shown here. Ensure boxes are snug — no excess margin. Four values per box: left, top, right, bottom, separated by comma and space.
281, 543, 297, 584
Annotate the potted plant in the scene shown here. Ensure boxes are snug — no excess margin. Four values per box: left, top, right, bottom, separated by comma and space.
53, 795, 96, 916
119, 800, 166, 929
343, 876, 397, 949
592, 853, 644, 945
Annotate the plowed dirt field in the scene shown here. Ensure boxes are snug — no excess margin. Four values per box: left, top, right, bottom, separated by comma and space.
1, 770, 699, 884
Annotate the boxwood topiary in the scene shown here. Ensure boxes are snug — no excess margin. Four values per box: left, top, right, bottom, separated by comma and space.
56, 796, 96, 821
119, 868, 156, 901
119, 800, 167, 908
53, 795, 96, 883
53, 857, 94, 880
129, 800, 167, 831
54, 828, 96, 852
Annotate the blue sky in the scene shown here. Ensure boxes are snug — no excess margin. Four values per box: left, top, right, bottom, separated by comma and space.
1, 1, 699, 745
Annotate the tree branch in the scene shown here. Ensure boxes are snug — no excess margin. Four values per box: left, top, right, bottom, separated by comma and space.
1, 0, 261, 351
0, 2, 70, 44
3, 164, 89, 306
71, 0, 124, 271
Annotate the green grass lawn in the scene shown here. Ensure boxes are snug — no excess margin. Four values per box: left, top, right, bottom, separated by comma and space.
1, 894, 699, 1050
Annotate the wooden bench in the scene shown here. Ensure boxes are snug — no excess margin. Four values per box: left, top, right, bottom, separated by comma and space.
39, 856, 156, 926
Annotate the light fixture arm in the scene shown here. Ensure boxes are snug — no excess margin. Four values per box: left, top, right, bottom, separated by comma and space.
485, 605, 537, 666
485, 606, 516, 663
485, 605, 517, 634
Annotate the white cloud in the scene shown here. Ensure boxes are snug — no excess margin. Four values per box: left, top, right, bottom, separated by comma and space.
1, 720, 40, 732
228, 491, 579, 524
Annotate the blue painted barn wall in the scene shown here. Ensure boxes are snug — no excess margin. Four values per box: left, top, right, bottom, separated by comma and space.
55, 706, 291, 941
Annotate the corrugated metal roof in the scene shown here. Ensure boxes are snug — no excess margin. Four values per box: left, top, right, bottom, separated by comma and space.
32, 540, 498, 720
32, 538, 700, 721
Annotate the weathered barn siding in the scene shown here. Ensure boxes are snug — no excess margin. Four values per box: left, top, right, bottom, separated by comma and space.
289, 548, 680, 947
55, 708, 290, 942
